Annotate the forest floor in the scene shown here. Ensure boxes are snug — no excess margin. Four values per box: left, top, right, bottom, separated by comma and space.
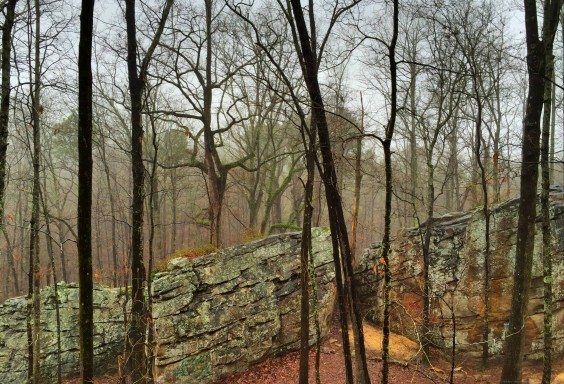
64, 321, 564, 384
216, 321, 564, 384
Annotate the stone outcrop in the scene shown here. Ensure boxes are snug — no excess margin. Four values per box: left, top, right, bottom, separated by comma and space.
357, 195, 564, 360
0, 283, 126, 383
0, 228, 335, 383
152, 227, 335, 383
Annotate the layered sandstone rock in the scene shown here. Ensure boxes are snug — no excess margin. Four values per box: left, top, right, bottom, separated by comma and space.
357, 194, 564, 360
0, 228, 336, 383
0, 283, 126, 383
152, 227, 335, 383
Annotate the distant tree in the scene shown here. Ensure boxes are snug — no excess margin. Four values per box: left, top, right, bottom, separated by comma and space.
438, 1, 503, 366
412, 12, 464, 358
154, 0, 254, 246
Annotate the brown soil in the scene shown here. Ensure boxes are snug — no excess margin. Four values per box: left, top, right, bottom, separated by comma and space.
64, 322, 563, 384
216, 321, 563, 384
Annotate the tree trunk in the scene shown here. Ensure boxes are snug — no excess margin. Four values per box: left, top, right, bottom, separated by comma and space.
470, 145, 479, 208
28, 1, 42, 380
492, 72, 503, 204
500, 1, 562, 381
125, 0, 148, 381
2, 226, 18, 294
271, 181, 282, 231
202, 0, 227, 247
350, 94, 363, 259
103, 161, 118, 286
298, 120, 316, 384
446, 114, 459, 212
381, 4, 398, 381
422, 157, 434, 362
206, 172, 226, 246
38, 182, 63, 383
288, 2, 370, 382
549, 66, 556, 185
540, 54, 554, 384
381, 141, 393, 384
409, 56, 418, 220
78, 0, 95, 381
124, 1, 172, 381
146, 115, 159, 384
171, 169, 177, 251
99, 127, 121, 287
0, 1, 17, 277
473, 82, 490, 367
291, 177, 303, 227
56, 218, 68, 282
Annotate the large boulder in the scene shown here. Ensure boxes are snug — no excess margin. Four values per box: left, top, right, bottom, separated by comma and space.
357, 194, 564, 360
152, 227, 335, 383
0, 282, 126, 383
0, 228, 337, 383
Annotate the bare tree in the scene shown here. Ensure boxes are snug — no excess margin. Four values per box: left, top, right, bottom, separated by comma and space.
26, 0, 43, 381
154, 0, 255, 246
124, 0, 173, 382
501, 0, 562, 382
540, 46, 554, 384
0, 0, 18, 293
287, 0, 370, 382
77, 0, 95, 381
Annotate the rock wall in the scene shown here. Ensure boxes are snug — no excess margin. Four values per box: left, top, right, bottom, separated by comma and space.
0, 228, 335, 383
152, 227, 335, 383
357, 195, 564, 360
0, 283, 126, 383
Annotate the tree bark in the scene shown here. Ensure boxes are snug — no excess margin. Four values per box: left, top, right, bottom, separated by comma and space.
500, 1, 562, 381
202, 0, 227, 247
146, 112, 159, 384
124, 1, 173, 381
381, 3, 398, 382
125, 0, 148, 379
56, 219, 68, 282
28, 1, 42, 380
422, 156, 434, 362
0, 1, 17, 277
473, 79, 490, 368
38, 185, 62, 383
171, 169, 177, 251
409, 54, 418, 219
549, 65, 556, 185
540, 54, 554, 384
78, 0, 95, 381
99, 135, 118, 286
350, 94, 363, 259
298, 120, 316, 384
288, 1, 370, 382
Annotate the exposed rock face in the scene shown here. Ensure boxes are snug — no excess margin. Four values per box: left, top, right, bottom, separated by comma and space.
0, 283, 126, 383
152, 227, 335, 383
0, 228, 335, 383
357, 195, 564, 359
